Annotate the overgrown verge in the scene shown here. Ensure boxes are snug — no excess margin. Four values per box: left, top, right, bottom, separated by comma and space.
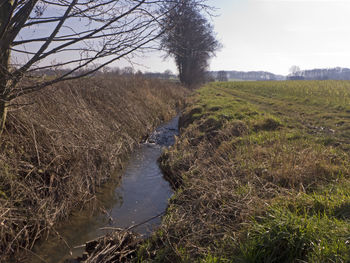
0, 75, 187, 262
137, 81, 350, 262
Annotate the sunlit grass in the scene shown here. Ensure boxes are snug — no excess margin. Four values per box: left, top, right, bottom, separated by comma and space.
143, 80, 350, 262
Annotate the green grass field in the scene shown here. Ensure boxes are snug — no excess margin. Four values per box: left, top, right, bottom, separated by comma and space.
143, 80, 350, 262
205, 80, 350, 150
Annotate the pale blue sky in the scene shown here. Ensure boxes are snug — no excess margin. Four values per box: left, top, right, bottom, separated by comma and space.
136, 0, 350, 75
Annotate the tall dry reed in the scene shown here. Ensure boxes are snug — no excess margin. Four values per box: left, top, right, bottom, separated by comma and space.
0, 75, 187, 262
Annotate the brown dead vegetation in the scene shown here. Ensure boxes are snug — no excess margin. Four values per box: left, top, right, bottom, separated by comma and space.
70, 229, 142, 263
0, 75, 187, 262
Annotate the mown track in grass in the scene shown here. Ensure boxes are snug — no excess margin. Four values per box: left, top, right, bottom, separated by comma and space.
135, 81, 350, 263
214, 81, 350, 150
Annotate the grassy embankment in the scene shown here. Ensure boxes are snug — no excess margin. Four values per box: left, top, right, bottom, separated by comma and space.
138, 80, 350, 262
0, 75, 187, 262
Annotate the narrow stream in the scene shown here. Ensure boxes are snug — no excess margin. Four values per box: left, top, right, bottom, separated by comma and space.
29, 116, 179, 263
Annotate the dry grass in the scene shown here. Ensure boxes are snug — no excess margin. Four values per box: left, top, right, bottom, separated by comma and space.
73, 229, 142, 263
0, 75, 187, 262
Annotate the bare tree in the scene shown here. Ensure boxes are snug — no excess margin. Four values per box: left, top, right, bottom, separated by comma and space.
217, 70, 228, 82
160, 0, 220, 87
163, 69, 172, 79
289, 65, 301, 76
122, 66, 134, 75
0, 0, 177, 132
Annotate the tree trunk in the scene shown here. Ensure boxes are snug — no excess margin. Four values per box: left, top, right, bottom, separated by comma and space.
0, 0, 14, 134
0, 72, 9, 134
0, 52, 11, 134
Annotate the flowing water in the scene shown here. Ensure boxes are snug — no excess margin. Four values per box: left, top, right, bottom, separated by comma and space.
29, 116, 179, 263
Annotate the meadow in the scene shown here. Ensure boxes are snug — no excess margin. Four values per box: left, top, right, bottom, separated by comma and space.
0, 75, 187, 262
141, 80, 350, 262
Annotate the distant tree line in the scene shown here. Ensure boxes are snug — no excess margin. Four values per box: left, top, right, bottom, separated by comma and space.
210, 71, 285, 81
212, 67, 350, 82
32, 66, 177, 80
288, 67, 350, 80
217, 71, 228, 82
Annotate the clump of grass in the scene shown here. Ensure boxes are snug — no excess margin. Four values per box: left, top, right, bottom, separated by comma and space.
253, 117, 282, 131
239, 182, 350, 263
284, 182, 350, 220
0, 75, 187, 261
199, 117, 222, 131
179, 106, 203, 129
239, 207, 350, 263
221, 120, 249, 137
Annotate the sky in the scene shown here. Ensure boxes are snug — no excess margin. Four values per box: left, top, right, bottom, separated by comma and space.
15, 0, 350, 76
133, 0, 350, 75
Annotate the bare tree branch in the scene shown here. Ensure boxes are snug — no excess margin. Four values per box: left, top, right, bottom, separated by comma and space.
0, 0, 213, 130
